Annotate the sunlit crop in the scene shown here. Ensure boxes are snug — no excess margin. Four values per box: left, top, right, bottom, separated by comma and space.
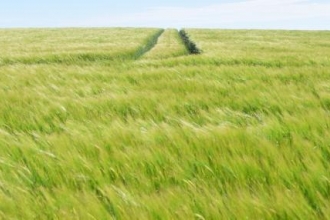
1, 28, 330, 219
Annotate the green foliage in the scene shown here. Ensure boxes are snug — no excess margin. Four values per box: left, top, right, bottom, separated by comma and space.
179, 29, 201, 54
0, 28, 330, 219
0, 28, 163, 65
133, 29, 164, 59
143, 29, 189, 59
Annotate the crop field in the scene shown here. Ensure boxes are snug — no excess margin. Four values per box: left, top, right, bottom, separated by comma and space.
1, 28, 330, 219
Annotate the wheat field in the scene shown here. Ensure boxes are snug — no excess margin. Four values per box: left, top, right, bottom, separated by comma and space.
1, 28, 330, 219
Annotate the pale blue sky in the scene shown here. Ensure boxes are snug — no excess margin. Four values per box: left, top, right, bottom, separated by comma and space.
1, 0, 329, 29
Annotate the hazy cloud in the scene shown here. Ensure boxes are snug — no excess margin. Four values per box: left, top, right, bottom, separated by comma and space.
84, 0, 330, 29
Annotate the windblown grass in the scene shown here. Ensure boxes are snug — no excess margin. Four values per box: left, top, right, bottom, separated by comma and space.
143, 29, 188, 59
0, 28, 330, 219
0, 28, 162, 65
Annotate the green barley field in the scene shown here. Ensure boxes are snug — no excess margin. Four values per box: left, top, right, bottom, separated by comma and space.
1, 28, 330, 219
